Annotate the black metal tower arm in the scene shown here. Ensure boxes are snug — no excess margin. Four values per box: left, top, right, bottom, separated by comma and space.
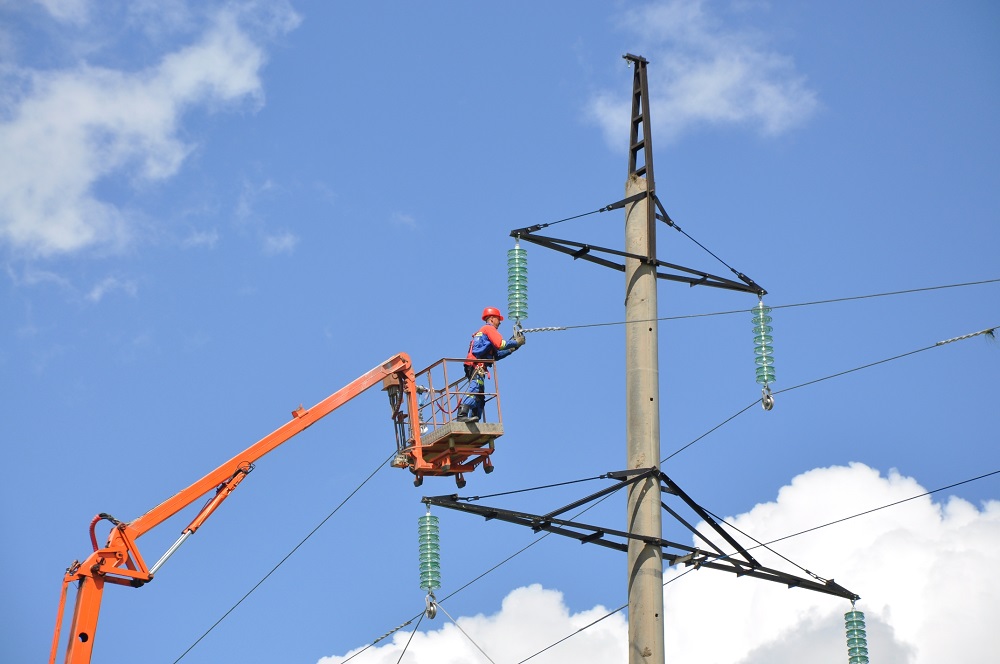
509, 229, 763, 294
422, 469, 859, 602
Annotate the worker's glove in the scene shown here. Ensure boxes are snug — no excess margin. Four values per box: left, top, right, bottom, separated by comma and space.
514, 331, 526, 346
506, 336, 521, 350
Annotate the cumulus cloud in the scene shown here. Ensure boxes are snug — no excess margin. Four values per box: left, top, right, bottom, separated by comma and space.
662, 462, 1000, 663
588, 0, 818, 145
317, 464, 1000, 663
0, 2, 300, 259
318, 584, 627, 664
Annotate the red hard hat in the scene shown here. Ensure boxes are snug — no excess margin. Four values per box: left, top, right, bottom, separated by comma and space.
481, 307, 504, 321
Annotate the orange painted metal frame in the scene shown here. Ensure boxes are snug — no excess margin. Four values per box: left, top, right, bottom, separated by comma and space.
50, 353, 423, 664
401, 357, 503, 486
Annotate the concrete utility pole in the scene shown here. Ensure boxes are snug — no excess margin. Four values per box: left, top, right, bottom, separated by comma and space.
624, 53, 665, 664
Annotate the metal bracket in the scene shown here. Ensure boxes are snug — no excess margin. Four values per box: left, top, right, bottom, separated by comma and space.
423, 470, 859, 601
509, 229, 764, 295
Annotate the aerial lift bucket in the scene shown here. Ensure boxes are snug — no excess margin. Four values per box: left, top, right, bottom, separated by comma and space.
385, 357, 504, 488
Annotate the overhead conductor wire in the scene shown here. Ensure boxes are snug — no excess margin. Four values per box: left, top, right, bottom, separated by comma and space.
175, 301, 993, 661
216, 322, 997, 664
517, 277, 1000, 335
173, 452, 395, 664
347, 203, 997, 658
512, 466, 1000, 663
663, 323, 997, 463
437, 326, 1000, 659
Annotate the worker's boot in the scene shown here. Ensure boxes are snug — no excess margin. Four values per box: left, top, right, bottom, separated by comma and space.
456, 405, 479, 423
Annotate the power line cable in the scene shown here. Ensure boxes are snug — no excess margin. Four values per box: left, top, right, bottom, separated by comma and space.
288, 323, 997, 661
746, 468, 1000, 550
345, 484, 633, 661
172, 452, 393, 663
513, 206, 606, 234
516, 566, 702, 663
393, 610, 426, 664
662, 402, 758, 463
514, 594, 633, 664
386, 325, 999, 512
343, 452, 1000, 662
457, 474, 611, 502
774, 324, 996, 397
518, 277, 1000, 334
346, 467, 1000, 662
436, 602, 499, 664
703, 507, 826, 583
662, 323, 998, 463
514, 467, 1000, 662
339, 537, 556, 664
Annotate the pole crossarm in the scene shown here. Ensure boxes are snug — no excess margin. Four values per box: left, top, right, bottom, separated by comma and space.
509, 229, 763, 295
422, 469, 859, 602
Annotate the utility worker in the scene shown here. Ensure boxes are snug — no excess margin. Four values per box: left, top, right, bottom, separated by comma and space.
457, 307, 525, 422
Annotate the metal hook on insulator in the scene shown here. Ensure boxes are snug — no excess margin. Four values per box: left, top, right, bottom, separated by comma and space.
761, 386, 775, 411
424, 592, 438, 619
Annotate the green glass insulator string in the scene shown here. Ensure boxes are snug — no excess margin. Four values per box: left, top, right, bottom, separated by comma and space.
507, 241, 528, 324
418, 512, 441, 592
752, 300, 775, 387
844, 608, 870, 664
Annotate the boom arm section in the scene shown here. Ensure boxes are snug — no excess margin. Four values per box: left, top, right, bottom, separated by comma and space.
51, 353, 420, 664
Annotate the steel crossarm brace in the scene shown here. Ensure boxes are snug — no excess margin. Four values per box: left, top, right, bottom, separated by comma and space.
422, 493, 859, 600
423, 493, 859, 600
658, 472, 762, 568
422, 467, 860, 602
508, 230, 761, 294
542, 467, 660, 520
660, 502, 726, 557
676, 556, 860, 600
421, 493, 698, 555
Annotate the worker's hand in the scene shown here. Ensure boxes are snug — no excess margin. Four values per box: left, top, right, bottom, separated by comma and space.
514, 331, 526, 346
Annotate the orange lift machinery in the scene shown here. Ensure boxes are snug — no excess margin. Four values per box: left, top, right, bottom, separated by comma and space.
50, 352, 504, 664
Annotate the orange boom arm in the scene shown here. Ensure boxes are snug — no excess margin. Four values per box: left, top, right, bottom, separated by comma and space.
50, 353, 421, 664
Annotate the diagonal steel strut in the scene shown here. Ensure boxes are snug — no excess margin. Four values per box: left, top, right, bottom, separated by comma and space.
422, 469, 859, 601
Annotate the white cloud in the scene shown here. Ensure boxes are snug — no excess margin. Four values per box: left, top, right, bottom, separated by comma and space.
665, 464, 1000, 664
588, 0, 818, 145
317, 464, 1000, 663
669, 463, 1000, 663
235, 178, 276, 221
262, 230, 298, 255
33, 0, 90, 24
318, 584, 628, 664
85, 275, 137, 302
181, 228, 219, 249
5, 263, 72, 290
391, 212, 417, 228
0, 3, 300, 259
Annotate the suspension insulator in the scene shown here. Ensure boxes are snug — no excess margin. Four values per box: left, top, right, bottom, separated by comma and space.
752, 301, 775, 387
507, 243, 528, 323
844, 609, 870, 664
417, 513, 441, 592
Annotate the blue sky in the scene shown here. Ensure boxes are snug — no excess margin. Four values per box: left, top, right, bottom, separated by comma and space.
3, 2, 999, 663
